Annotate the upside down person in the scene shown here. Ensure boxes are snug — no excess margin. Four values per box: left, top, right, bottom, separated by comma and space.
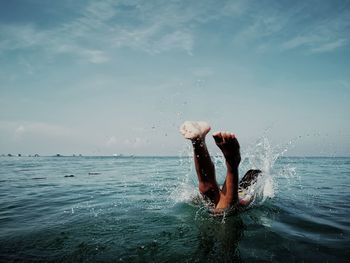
180, 121, 261, 214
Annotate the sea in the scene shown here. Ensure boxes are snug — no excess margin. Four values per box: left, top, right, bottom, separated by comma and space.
0, 140, 349, 262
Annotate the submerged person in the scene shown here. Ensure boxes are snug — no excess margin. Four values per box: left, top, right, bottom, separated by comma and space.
180, 121, 261, 214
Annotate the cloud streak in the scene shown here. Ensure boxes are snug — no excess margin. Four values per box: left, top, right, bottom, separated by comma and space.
0, 1, 201, 61
233, 2, 349, 54
1, 0, 347, 62
0, 0, 252, 62
280, 7, 350, 53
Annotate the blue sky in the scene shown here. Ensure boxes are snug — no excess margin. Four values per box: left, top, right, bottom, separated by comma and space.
0, 0, 349, 156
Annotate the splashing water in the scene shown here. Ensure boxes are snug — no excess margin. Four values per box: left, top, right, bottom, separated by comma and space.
240, 137, 278, 205
169, 145, 198, 204
174, 136, 298, 210
240, 136, 299, 206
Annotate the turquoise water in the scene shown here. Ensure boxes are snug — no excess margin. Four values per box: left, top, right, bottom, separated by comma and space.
0, 154, 349, 262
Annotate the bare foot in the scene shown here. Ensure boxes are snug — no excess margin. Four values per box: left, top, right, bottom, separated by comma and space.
179, 121, 211, 140
213, 132, 241, 167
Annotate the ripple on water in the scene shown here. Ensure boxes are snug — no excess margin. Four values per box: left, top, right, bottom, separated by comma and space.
0, 154, 349, 262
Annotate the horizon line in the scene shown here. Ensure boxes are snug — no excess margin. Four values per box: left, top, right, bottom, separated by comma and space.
1, 154, 349, 158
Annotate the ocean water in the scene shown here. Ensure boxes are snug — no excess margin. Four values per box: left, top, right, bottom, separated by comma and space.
0, 149, 349, 261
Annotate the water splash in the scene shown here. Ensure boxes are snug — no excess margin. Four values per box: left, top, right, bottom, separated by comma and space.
240, 136, 298, 206
175, 135, 298, 210
169, 145, 198, 204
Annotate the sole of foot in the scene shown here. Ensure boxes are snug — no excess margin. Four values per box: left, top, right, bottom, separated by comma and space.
212, 131, 241, 166
180, 121, 211, 140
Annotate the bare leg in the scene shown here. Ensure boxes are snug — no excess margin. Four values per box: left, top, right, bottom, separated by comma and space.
213, 132, 241, 210
180, 121, 220, 205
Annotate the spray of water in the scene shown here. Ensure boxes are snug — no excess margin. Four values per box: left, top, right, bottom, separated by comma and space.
240, 137, 278, 205
173, 135, 298, 210
240, 135, 300, 207
168, 145, 198, 204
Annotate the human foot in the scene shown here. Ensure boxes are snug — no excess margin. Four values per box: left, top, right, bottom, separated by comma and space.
179, 121, 211, 140
213, 132, 241, 167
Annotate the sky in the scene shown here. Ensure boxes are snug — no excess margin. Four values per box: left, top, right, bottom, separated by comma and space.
0, 0, 349, 156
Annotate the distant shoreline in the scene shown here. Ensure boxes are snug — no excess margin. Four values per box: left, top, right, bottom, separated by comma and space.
1, 155, 349, 158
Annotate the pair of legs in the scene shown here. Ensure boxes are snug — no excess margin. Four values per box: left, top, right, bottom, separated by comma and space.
180, 121, 242, 211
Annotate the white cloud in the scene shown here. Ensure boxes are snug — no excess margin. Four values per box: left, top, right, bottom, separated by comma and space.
1, 121, 76, 141
282, 35, 347, 54
124, 137, 147, 148
0, 0, 202, 60
280, 9, 350, 54
106, 136, 117, 146
311, 39, 347, 53
191, 67, 213, 78
236, 16, 285, 44
84, 50, 109, 64
154, 30, 194, 55
14, 125, 25, 140
0, 1, 115, 62
56, 45, 109, 63
0, 0, 249, 60
282, 35, 320, 50
232, 2, 349, 54
0, 121, 98, 155
0, 0, 348, 64
15, 125, 25, 133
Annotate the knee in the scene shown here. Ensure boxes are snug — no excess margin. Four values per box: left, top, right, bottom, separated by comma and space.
199, 182, 215, 192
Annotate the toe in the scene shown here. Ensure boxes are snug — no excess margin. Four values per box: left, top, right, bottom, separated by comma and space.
213, 132, 223, 143
228, 133, 235, 141
223, 132, 230, 142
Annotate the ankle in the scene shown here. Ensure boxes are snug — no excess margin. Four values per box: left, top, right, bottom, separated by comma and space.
192, 138, 205, 147
225, 159, 240, 170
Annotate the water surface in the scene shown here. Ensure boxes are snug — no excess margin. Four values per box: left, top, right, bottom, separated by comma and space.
0, 155, 349, 262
